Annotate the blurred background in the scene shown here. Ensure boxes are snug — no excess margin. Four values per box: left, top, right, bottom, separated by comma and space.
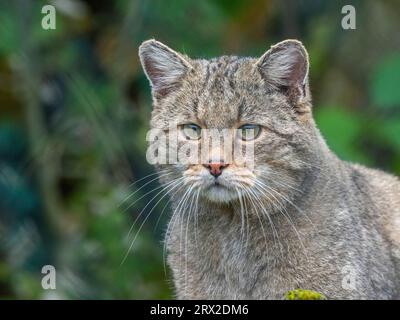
0, 0, 399, 299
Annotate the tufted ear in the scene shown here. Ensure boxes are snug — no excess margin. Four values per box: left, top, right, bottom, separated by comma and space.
256, 39, 310, 105
139, 39, 192, 99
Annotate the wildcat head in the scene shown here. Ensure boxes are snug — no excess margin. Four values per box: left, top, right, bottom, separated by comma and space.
139, 39, 318, 204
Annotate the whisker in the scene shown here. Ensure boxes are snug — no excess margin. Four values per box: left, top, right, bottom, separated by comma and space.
240, 186, 274, 282
120, 177, 185, 266
244, 186, 284, 259
184, 185, 198, 296
256, 179, 314, 227
193, 188, 201, 251
125, 177, 185, 241
153, 182, 186, 233
235, 187, 247, 258
118, 171, 174, 209
177, 185, 196, 293
163, 184, 194, 278
243, 188, 250, 255
121, 173, 178, 213
126, 169, 169, 190
254, 181, 309, 259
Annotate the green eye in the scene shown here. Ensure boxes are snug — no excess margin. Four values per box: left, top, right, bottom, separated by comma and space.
238, 124, 261, 141
182, 123, 202, 140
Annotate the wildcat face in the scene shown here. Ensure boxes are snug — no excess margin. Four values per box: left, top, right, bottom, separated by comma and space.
139, 39, 316, 205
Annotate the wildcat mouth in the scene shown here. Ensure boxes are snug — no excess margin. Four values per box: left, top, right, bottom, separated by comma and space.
206, 180, 237, 193
203, 182, 239, 203
209, 182, 224, 190
205, 180, 228, 192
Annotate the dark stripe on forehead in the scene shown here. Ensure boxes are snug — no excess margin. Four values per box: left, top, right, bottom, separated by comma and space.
204, 62, 211, 83
195, 62, 212, 118
205, 57, 234, 91
224, 58, 241, 78
197, 57, 244, 120
192, 95, 199, 116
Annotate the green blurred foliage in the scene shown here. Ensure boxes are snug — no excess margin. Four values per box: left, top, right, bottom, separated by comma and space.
315, 106, 370, 164
0, 0, 399, 299
372, 54, 400, 110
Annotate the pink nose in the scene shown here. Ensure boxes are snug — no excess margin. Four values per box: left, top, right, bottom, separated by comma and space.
204, 161, 227, 178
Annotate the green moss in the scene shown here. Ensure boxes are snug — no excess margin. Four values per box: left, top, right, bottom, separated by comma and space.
285, 289, 327, 300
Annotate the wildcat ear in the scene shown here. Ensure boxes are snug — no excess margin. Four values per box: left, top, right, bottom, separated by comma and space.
256, 39, 309, 103
139, 39, 192, 99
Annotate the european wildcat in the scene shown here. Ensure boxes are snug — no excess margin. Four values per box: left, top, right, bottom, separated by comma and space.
138, 39, 400, 299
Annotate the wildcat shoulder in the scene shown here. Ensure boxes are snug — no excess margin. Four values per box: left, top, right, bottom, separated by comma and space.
349, 163, 400, 249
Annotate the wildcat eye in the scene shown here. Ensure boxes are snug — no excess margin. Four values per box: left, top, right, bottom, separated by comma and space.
237, 124, 261, 141
181, 123, 202, 140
